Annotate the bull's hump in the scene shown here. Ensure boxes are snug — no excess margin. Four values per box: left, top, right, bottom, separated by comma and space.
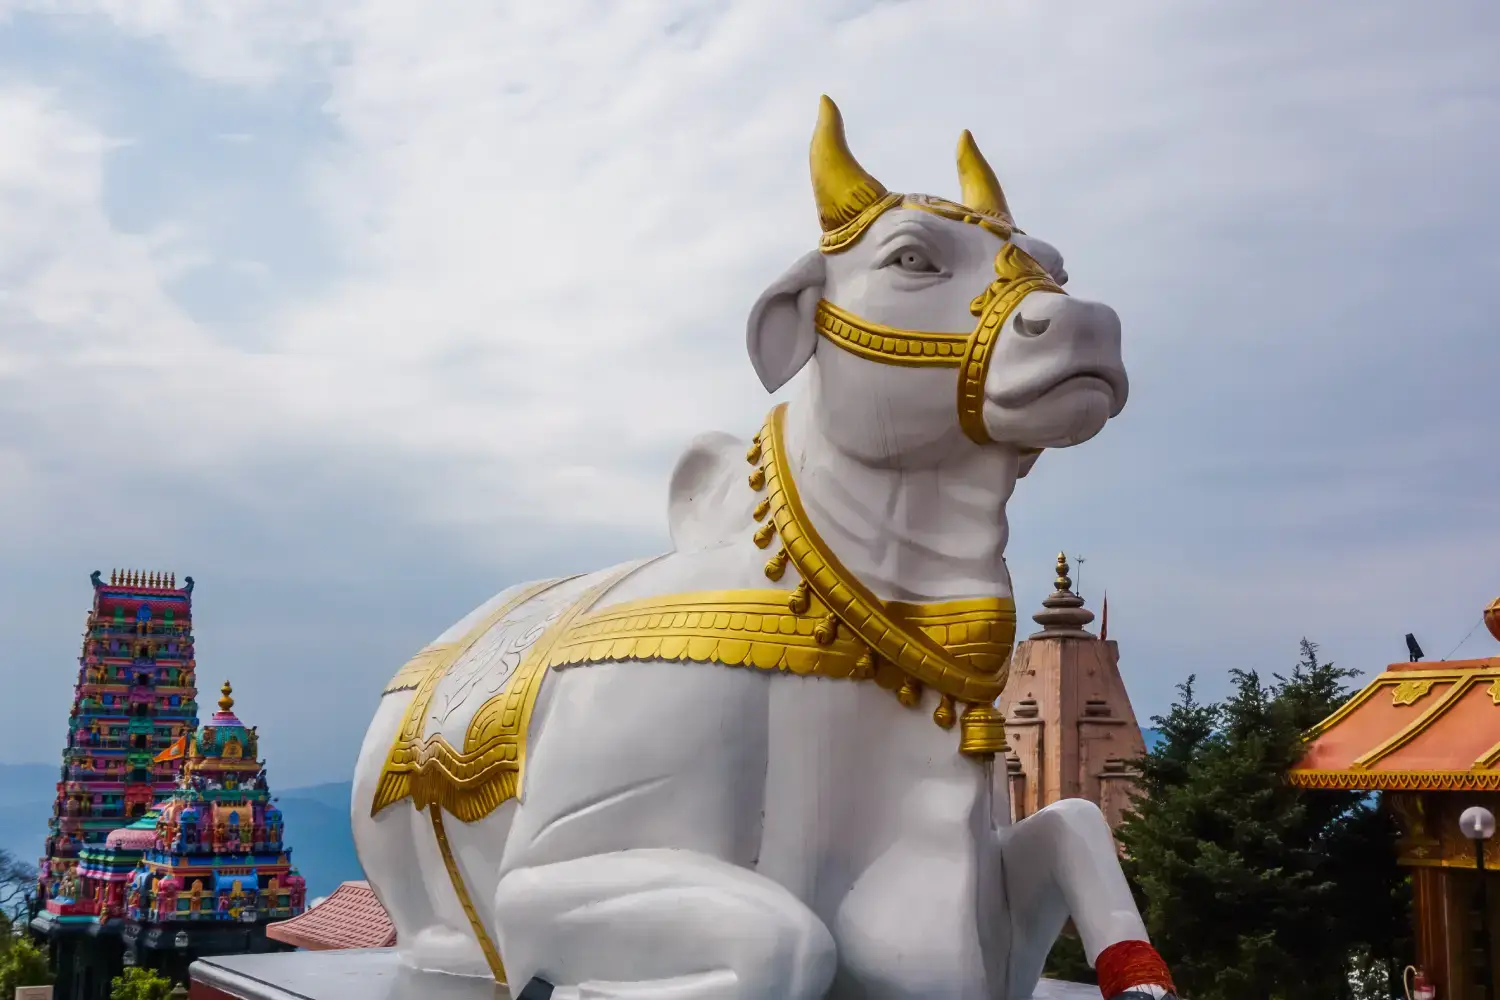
668, 431, 758, 553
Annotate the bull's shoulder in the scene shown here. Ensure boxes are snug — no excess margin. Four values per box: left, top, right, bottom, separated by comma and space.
667, 431, 757, 553
380, 577, 561, 695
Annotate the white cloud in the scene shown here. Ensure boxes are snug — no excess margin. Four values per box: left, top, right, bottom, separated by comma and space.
9, 0, 1496, 535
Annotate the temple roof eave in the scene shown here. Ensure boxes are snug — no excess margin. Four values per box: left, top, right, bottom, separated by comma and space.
1287, 768, 1500, 793
1289, 656, 1500, 793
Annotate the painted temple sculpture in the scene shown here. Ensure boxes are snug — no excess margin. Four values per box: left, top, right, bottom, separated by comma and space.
46, 677, 306, 927
353, 97, 1179, 999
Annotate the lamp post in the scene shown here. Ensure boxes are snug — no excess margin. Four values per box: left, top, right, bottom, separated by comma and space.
1461, 805, 1497, 999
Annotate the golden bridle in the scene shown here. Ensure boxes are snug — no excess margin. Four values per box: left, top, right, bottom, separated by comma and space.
808, 96, 1065, 447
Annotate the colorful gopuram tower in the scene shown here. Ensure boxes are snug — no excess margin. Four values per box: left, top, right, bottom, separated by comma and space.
39, 570, 200, 910
31, 574, 302, 1000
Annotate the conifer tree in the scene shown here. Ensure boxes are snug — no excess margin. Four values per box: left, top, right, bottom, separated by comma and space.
1113, 641, 1411, 1000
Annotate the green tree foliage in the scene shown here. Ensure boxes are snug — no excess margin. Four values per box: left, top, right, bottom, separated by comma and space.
1111, 640, 1411, 1000
109, 966, 178, 1000
0, 936, 53, 999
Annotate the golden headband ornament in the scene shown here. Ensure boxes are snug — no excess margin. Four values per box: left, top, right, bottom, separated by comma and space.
808, 96, 1066, 446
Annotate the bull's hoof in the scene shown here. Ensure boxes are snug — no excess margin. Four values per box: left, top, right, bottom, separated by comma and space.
516, 978, 554, 999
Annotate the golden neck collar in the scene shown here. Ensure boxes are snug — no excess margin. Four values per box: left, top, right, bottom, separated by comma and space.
550, 405, 1020, 758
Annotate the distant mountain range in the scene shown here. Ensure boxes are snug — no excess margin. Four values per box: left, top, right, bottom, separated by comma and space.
2, 728, 1167, 901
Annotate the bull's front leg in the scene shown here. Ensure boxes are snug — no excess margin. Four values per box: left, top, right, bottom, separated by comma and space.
498, 849, 836, 999
1001, 799, 1177, 1000
492, 661, 836, 1000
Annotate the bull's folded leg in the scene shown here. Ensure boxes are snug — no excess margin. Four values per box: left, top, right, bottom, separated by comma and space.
1002, 799, 1173, 999
493, 848, 837, 1000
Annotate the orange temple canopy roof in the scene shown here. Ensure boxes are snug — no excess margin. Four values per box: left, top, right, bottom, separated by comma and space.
1289, 656, 1500, 792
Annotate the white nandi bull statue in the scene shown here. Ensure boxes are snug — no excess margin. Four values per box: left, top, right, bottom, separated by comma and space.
352, 97, 1177, 1000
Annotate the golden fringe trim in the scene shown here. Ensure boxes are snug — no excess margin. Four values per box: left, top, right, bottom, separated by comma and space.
370, 577, 570, 817
372, 564, 645, 822
382, 644, 458, 695
546, 590, 1015, 688
1288, 769, 1500, 792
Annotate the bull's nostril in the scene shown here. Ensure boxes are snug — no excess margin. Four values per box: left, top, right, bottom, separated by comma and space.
1014, 314, 1050, 338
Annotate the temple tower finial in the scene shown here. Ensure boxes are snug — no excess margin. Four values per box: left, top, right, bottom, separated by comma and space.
1030, 551, 1096, 639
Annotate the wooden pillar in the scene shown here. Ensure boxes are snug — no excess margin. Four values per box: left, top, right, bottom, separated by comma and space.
1419, 866, 1500, 1000
1412, 866, 1455, 998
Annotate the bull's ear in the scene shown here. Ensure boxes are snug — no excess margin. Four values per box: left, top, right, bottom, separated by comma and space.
746, 250, 825, 393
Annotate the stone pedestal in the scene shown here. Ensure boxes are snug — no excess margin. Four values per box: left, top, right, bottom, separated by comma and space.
187, 950, 1100, 999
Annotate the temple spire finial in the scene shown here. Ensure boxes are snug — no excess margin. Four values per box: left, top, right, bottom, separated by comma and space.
219, 681, 234, 713
1029, 551, 1096, 639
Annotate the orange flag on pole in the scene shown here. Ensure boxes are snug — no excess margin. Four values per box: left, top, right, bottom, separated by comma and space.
154, 734, 188, 763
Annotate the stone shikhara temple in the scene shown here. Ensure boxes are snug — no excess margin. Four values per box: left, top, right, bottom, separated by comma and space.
1000, 554, 1148, 836
31, 571, 306, 1000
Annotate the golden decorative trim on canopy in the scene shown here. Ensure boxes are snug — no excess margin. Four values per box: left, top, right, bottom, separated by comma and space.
1391, 679, 1437, 706
1352, 672, 1483, 768
1289, 658, 1500, 793
1288, 769, 1500, 792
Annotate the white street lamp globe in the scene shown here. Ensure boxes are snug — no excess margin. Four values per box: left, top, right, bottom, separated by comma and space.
1460, 805, 1497, 841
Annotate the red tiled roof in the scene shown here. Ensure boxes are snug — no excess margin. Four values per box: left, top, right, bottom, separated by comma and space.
265, 881, 396, 951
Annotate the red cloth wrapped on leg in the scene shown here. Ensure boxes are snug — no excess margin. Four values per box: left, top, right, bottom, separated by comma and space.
1094, 939, 1176, 999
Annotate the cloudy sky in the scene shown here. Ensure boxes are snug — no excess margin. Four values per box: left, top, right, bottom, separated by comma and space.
1, 1, 1496, 788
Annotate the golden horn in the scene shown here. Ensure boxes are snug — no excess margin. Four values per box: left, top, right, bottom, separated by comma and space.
956, 130, 1015, 229
810, 96, 889, 233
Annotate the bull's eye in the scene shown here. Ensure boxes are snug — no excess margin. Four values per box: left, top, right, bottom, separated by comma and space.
890, 247, 939, 274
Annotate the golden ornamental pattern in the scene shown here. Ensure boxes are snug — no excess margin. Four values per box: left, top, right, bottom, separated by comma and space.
813, 299, 970, 368
1391, 679, 1437, 706
383, 644, 459, 695
547, 591, 1016, 694
956, 243, 1067, 445
750, 404, 1014, 755
1289, 768, 1500, 793
372, 567, 642, 823
369, 576, 579, 819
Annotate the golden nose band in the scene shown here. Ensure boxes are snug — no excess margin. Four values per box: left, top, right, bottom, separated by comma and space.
813, 243, 1066, 444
